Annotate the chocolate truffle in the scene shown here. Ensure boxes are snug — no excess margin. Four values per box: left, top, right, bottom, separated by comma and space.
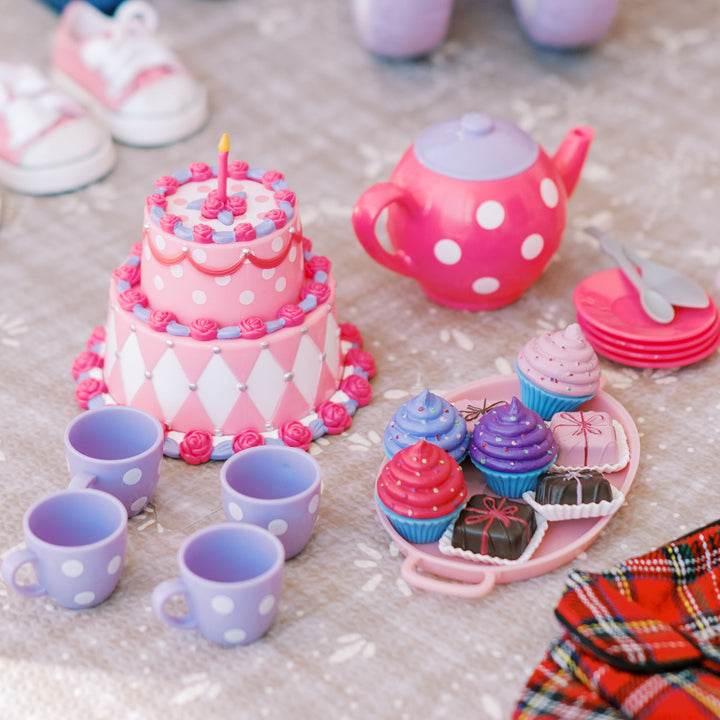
534, 468, 613, 505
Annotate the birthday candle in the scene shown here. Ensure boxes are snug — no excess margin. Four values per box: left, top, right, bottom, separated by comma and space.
217, 133, 229, 204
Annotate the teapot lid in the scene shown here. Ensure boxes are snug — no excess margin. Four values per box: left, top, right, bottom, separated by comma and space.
413, 112, 539, 181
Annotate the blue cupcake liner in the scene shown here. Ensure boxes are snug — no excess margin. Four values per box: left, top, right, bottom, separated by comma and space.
515, 363, 595, 420
470, 458, 556, 499
376, 496, 461, 544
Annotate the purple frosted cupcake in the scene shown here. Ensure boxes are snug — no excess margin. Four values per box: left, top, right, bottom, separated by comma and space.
469, 396, 557, 498
383, 388, 470, 463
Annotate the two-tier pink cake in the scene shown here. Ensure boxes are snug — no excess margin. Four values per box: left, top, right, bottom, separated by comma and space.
72, 144, 374, 463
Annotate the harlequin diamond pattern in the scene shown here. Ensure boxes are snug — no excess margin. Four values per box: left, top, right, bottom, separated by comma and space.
107, 310, 341, 433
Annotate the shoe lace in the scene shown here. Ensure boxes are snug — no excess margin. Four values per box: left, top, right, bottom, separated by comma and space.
80, 1, 179, 100
0, 65, 79, 150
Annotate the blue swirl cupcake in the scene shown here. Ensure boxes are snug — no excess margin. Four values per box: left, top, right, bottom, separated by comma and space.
383, 389, 470, 463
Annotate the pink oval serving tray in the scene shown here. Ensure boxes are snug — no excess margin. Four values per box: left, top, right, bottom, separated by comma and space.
375, 374, 640, 598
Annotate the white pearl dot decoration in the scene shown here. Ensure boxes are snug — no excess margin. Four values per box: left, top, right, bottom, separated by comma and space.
62, 560, 84, 578
239, 290, 255, 305
211, 595, 235, 615
521, 233, 544, 260
153, 275, 164, 291
123, 468, 142, 486
540, 178, 559, 208
433, 239, 462, 265
192, 290, 207, 305
472, 277, 501, 294
107, 555, 122, 575
268, 519, 288, 536
259, 595, 275, 615
476, 201, 505, 230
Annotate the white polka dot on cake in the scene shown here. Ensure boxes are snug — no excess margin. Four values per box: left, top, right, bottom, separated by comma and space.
144, 245, 151, 261
540, 178, 559, 208
192, 248, 207, 264
476, 201, 505, 230
215, 275, 231, 286
62, 559, 84, 578
192, 290, 207, 305
74, 591, 95, 605
154, 275, 164, 291
275, 277, 287, 293
289, 246, 297, 263
268, 519, 288, 536
521, 234, 544, 260
154, 235, 166, 250
170, 265, 183, 279
239, 290, 255, 305
123, 468, 142, 485
107, 555, 122, 574
228, 502, 244, 520
472, 277, 501, 294
262, 268, 275, 280
271, 236, 283, 252
224, 628, 247, 644
211, 594, 235, 615
258, 595, 275, 615
434, 239, 462, 265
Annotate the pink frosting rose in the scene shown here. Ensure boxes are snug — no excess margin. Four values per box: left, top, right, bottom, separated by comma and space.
201, 196, 224, 219
301, 282, 330, 304
113, 264, 140, 286
189, 318, 219, 341
262, 170, 284, 189
274, 189, 296, 206
345, 347, 376, 378
72, 350, 103, 380
339, 322, 363, 346
190, 162, 213, 181
278, 304, 304, 327
193, 223, 214, 244
155, 175, 179, 193
146, 193, 167, 211
305, 255, 331, 278
87, 325, 106, 349
232, 429, 266, 453
160, 213, 181, 233
341, 374, 372, 407
226, 196, 247, 217
179, 430, 214, 465
239, 316, 266, 339
264, 209, 287, 229
234, 223, 256, 242
148, 309, 177, 332
317, 401, 352, 435
118, 289, 148, 311
302, 235, 313, 253
130, 242, 143, 257
75, 378, 107, 410
228, 160, 249, 180
279, 421, 313, 451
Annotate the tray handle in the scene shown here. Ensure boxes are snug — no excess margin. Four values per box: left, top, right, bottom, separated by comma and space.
400, 552, 497, 598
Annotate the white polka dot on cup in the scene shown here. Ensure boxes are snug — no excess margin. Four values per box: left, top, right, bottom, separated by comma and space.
259, 595, 275, 615
476, 201, 505, 230
472, 277, 501, 294
130, 496, 148, 513
74, 591, 96, 606
123, 468, 142, 486
268, 519, 288, 536
62, 559, 84, 578
308, 495, 320, 514
224, 628, 247, 644
433, 239, 462, 265
521, 234, 544, 260
228, 502, 244, 521
211, 595, 235, 615
107, 555, 122, 575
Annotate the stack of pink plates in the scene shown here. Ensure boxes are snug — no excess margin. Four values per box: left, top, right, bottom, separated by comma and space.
573, 268, 720, 368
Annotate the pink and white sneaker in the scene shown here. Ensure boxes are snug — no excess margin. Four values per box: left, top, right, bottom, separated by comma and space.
0, 63, 115, 195
51, 0, 208, 148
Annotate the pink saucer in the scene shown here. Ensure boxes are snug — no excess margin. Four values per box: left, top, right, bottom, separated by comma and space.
574, 268, 718, 344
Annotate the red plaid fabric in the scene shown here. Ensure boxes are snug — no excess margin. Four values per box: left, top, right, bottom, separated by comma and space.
514, 520, 720, 719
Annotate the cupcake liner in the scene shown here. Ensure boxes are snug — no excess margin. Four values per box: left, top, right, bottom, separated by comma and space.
515, 362, 595, 420
376, 495, 460, 544
522, 485, 625, 522
438, 511, 548, 565
470, 458, 556, 498
551, 419, 630, 474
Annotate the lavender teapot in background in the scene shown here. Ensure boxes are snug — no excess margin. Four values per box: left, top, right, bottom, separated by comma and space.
352, 113, 593, 311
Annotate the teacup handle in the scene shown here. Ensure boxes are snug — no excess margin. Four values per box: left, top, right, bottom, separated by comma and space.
152, 579, 197, 630
1, 547, 46, 598
352, 182, 417, 278
68, 471, 98, 491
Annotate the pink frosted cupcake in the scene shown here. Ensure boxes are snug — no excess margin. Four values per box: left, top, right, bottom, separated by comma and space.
515, 323, 600, 420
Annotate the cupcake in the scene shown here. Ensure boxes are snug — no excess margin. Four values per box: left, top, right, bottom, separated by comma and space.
469, 396, 557, 498
515, 323, 601, 420
383, 388, 470, 462
376, 439, 468, 544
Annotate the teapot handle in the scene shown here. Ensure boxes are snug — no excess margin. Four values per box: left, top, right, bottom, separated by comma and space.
352, 182, 416, 278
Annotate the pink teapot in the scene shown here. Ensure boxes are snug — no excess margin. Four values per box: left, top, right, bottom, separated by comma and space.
352, 113, 593, 310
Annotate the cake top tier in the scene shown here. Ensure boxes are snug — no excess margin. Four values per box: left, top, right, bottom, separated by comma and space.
145, 162, 297, 245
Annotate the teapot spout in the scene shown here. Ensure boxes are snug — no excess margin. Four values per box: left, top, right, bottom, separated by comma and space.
552, 126, 594, 199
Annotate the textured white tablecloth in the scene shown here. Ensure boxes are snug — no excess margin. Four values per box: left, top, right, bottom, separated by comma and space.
1, 1, 719, 718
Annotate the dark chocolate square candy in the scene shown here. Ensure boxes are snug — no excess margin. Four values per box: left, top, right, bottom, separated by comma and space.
535, 469, 613, 506
451, 494, 536, 560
